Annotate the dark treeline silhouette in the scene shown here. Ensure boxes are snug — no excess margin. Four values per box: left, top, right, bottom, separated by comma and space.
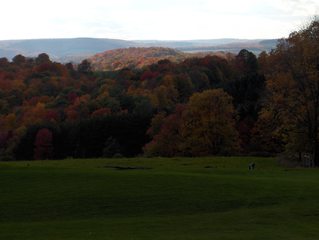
14, 114, 151, 160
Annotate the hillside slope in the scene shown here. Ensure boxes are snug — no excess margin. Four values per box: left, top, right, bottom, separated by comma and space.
89, 47, 232, 71
89, 47, 186, 71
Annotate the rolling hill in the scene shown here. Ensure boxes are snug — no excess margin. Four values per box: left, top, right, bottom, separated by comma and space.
0, 38, 136, 62
88, 47, 233, 71
0, 38, 278, 63
89, 47, 185, 71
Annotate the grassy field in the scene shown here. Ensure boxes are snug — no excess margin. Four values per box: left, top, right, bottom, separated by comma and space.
0, 157, 319, 240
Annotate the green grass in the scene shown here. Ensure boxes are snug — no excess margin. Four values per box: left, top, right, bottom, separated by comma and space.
1, 157, 319, 239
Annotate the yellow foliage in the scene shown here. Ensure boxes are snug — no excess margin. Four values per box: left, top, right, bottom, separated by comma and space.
180, 89, 238, 155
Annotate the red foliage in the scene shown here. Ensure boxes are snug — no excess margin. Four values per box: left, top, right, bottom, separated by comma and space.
91, 108, 111, 118
144, 104, 186, 156
34, 63, 54, 73
67, 92, 78, 104
140, 71, 159, 81
44, 110, 60, 122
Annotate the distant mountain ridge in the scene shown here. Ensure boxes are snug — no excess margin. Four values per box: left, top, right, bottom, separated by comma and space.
0, 38, 278, 63
0, 38, 136, 62
135, 38, 273, 48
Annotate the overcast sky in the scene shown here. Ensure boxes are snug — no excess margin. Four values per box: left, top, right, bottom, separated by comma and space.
0, 0, 318, 40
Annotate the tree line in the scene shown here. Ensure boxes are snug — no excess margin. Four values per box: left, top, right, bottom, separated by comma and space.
0, 19, 318, 166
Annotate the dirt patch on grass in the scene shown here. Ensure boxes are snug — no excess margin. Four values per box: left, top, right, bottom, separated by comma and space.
102, 165, 152, 170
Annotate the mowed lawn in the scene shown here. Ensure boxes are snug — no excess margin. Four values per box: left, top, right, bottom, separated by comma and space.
0, 157, 319, 240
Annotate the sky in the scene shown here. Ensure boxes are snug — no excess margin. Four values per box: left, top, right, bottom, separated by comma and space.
0, 0, 318, 40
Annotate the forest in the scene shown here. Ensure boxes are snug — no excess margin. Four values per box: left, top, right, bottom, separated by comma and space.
0, 19, 318, 166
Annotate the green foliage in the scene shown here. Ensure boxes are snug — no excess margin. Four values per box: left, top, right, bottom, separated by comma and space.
35, 53, 51, 65
236, 49, 258, 74
132, 96, 153, 117
172, 73, 194, 102
12, 54, 26, 65
77, 60, 92, 74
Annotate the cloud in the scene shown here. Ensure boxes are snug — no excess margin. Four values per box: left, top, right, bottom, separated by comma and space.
276, 0, 319, 16
0, 0, 318, 40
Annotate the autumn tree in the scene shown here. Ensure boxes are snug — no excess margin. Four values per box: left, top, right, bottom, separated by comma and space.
171, 73, 194, 103
78, 60, 92, 74
235, 49, 258, 75
144, 105, 185, 157
263, 18, 319, 166
12, 54, 26, 65
180, 89, 239, 156
35, 53, 51, 65
225, 49, 265, 152
145, 89, 239, 157
0, 58, 9, 68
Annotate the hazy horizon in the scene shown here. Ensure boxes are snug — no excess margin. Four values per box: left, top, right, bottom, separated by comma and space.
1, 0, 318, 41
0, 37, 277, 42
